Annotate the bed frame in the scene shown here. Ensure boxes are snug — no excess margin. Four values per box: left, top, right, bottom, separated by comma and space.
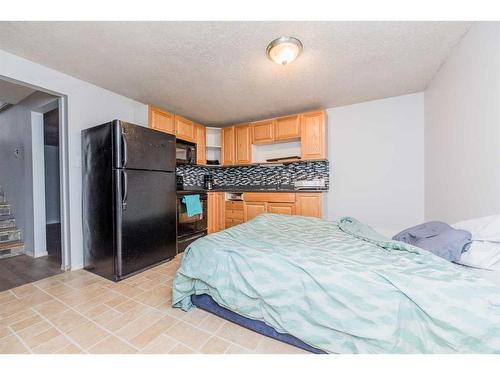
191, 294, 326, 354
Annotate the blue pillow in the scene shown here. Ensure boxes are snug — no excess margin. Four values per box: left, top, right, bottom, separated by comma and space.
393, 221, 472, 262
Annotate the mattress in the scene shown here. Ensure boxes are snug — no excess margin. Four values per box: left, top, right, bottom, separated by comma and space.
191, 294, 325, 354
173, 214, 500, 353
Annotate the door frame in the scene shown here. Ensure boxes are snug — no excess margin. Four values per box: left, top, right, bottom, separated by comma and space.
0, 74, 71, 270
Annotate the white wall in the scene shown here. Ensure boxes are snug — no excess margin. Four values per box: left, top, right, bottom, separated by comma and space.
31, 110, 48, 257
424, 22, 500, 223
326, 93, 425, 236
0, 49, 148, 269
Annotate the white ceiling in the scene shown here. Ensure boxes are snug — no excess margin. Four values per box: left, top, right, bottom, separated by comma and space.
0, 21, 471, 126
0, 78, 35, 105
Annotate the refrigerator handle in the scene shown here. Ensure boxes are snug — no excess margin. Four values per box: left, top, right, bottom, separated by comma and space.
122, 170, 128, 210
122, 132, 128, 167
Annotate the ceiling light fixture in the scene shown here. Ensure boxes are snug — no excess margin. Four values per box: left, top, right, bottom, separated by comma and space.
266, 36, 303, 66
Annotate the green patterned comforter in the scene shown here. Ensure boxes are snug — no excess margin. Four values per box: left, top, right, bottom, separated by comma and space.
172, 214, 500, 353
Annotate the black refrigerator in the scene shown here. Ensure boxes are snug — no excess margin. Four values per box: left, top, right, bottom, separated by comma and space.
82, 120, 177, 281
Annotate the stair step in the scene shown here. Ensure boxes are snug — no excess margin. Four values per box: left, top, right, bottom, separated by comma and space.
0, 229, 21, 243
0, 217, 16, 230
0, 240, 24, 259
0, 226, 18, 232
0, 204, 11, 216
0, 240, 23, 250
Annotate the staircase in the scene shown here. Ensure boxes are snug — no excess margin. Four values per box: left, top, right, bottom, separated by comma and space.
0, 186, 24, 259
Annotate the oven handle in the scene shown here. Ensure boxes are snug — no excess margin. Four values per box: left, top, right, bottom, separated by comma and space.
177, 196, 207, 227
178, 231, 206, 244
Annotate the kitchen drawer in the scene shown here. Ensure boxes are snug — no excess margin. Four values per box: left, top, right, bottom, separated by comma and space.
225, 219, 243, 229
225, 209, 244, 220
242, 192, 296, 203
225, 200, 244, 210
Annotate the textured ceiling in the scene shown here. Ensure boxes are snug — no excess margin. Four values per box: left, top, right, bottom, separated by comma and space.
0, 21, 471, 126
0, 78, 35, 105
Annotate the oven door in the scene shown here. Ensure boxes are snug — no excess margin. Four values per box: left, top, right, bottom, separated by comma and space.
177, 194, 208, 237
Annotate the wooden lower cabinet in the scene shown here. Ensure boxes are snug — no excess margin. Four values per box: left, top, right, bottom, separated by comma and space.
243, 201, 267, 222
225, 200, 244, 229
209, 192, 323, 233
243, 193, 322, 221
242, 192, 295, 203
267, 202, 295, 216
295, 193, 322, 218
208, 192, 225, 233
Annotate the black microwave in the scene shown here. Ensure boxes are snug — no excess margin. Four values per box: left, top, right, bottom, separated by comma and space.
176, 140, 197, 165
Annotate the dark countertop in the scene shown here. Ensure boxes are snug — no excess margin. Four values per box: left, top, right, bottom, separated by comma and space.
177, 185, 329, 194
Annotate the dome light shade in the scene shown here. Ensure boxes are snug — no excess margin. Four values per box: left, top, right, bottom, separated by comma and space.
266, 36, 303, 66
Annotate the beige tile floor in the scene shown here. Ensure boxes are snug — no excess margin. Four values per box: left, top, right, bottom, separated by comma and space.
0, 254, 307, 354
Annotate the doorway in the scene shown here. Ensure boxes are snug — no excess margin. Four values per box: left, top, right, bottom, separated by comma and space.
0, 78, 69, 291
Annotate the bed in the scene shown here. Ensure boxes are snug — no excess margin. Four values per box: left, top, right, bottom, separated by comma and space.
172, 214, 500, 354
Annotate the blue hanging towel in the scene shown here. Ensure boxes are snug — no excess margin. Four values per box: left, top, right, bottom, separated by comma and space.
182, 194, 203, 217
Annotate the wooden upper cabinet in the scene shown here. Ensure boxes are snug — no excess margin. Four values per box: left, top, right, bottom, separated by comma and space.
148, 106, 175, 135
252, 120, 275, 144
300, 111, 326, 160
234, 124, 252, 165
296, 193, 322, 218
275, 115, 300, 141
221, 126, 235, 165
175, 115, 195, 143
194, 123, 206, 165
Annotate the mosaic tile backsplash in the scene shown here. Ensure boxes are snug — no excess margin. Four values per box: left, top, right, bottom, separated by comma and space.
176, 161, 330, 188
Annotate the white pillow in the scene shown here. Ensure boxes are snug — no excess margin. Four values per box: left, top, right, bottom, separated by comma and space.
459, 241, 500, 271
452, 214, 500, 242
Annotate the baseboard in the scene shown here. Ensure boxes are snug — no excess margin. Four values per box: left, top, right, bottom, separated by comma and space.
70, 263, 84, 271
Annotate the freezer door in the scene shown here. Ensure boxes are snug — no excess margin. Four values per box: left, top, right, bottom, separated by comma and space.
113, 120, 176, 172
114, 169, 177, 278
